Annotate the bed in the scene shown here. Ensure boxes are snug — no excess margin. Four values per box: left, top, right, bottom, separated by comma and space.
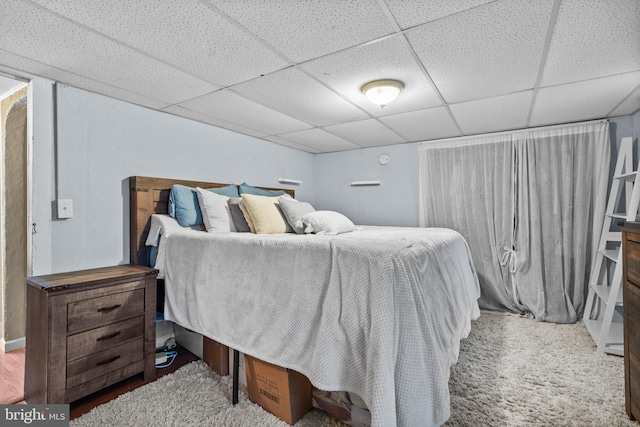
129, 175, 481, 427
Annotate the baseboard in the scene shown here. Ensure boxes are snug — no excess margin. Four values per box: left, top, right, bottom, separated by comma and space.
4, 336, 25, 352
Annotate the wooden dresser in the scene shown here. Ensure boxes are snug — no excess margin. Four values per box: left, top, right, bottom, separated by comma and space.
622, 223, 640, 421
24, 265, 157, 404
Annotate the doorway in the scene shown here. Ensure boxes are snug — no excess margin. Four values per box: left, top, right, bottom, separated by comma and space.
0, 75, 28, 351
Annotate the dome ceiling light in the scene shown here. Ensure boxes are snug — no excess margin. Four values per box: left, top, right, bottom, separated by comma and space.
361, 79, 404, 108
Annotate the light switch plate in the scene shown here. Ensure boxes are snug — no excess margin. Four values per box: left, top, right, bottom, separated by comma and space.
57, 199, 73, 219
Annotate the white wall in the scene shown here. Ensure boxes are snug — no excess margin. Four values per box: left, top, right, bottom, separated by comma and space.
31, 83, 314, 274
30, 78, 55, 276
312, 143, 419, 226
312, 113, 640, 228
28, 81, 640, 275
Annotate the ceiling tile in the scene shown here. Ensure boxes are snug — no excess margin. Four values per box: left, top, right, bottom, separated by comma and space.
29, 0, 290, 87
450, 91, 533, 135
379, 107, 461, 141
2, 0, 638, 155
530, 72, 640, 127
541, 0, 640, 86
406, 0, 554, 103
610, 85, 640, 117
324, 119, 406, 147
207, 0, 396, 62
232, 67, 369, 126
0, 48, 171, 110
276, 128, 361, 153
162, 105, 268, 138
178, 90, 313, 136
302, 35, 441, 116
265, 135, 323, 154
385, 0, 494, 29
0, 0, 219, 104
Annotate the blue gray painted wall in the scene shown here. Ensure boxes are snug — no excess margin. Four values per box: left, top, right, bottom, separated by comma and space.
29, 79, 640, 275
313, 113, 640, 228
30, 82, 314, 274
311, 142, 419, 227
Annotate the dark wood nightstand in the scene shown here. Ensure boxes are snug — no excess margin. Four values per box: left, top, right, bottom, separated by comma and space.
24, 265, 157, 404
622, 223, 640, 420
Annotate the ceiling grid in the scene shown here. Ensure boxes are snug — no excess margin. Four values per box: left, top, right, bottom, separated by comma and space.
0, 0, 637, 152
524, 0, 562, 128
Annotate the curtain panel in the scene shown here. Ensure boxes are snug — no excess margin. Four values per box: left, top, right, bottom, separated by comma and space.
418, 120, 609, 323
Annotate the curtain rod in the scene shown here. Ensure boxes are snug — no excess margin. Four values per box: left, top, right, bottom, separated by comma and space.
418, 119, 608, 148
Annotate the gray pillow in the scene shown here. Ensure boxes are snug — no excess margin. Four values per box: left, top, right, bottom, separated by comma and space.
278, 197, 316, 234
227, 198, 251, 232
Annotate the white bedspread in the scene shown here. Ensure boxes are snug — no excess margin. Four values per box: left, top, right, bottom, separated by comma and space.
159, 225, 480, 427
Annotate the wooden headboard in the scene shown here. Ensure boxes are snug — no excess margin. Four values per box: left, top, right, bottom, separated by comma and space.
129, 176, 295, 266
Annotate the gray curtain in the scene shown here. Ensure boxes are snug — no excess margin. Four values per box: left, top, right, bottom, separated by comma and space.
419, 120, 609, 323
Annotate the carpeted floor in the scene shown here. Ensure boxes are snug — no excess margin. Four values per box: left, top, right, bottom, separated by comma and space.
445, 312, 634, 427
71, 312, 636, 426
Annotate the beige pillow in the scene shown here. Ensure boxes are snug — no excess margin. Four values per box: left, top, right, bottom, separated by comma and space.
240, 194, 289, 234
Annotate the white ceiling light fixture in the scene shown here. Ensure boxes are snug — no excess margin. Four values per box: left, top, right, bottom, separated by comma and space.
361, 79, 404, 108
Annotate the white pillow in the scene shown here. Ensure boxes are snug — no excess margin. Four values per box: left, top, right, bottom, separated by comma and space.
300, 211, 355, 235
196, 187, 236, 232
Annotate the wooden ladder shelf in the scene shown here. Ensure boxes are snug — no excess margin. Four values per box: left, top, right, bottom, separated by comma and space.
584, 137, 638, 355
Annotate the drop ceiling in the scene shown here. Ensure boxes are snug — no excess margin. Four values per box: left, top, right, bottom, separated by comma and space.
0, 0, 638, 153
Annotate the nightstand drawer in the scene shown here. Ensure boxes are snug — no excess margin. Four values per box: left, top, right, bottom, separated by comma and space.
66, 338, 144, 389
67, 316, 144, 362
67, 287, 145, 333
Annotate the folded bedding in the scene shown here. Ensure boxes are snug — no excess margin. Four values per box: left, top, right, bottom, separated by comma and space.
145, 214, 202, 271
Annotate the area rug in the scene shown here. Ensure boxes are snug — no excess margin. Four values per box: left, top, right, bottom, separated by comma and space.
71, 312, 635, 426
444, 312, 634, 427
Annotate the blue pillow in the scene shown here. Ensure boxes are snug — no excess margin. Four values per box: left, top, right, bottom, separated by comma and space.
210, 184, 240, 198
238, 182, 285, 197
169, 184, 240, 226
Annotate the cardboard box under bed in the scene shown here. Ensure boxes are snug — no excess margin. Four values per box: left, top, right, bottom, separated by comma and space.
244, 355, 312, 425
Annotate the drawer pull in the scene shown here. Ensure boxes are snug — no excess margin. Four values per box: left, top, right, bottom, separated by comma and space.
96, 331, 121, 342
96, 355, 120, 367
97, 304, 122, 314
